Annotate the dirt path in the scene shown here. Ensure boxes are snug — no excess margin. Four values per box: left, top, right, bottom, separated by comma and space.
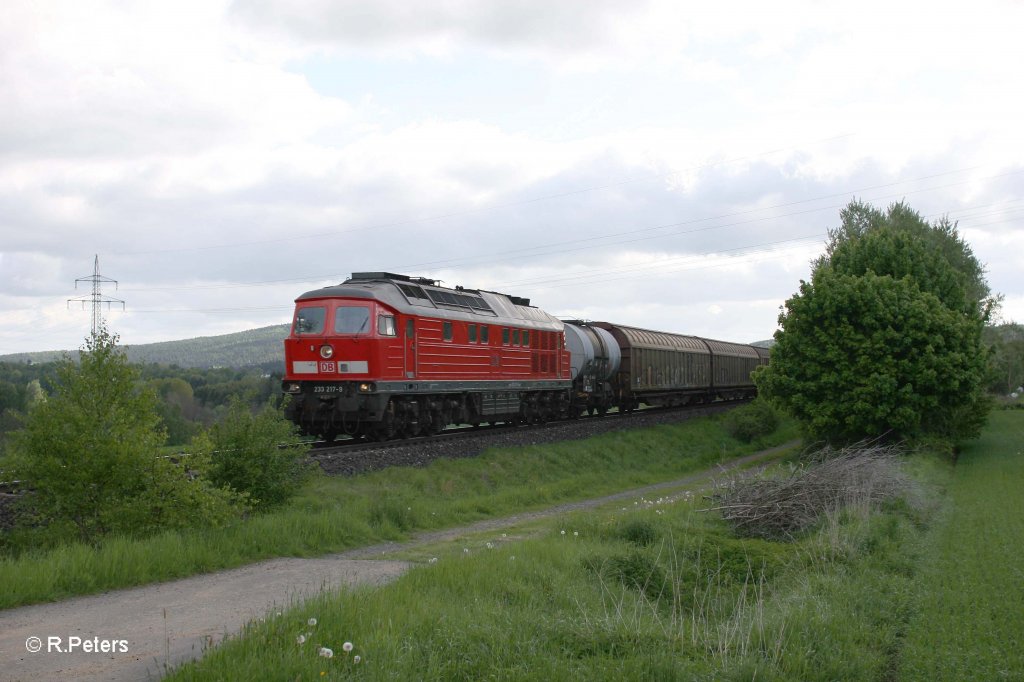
0, 442, 795, 681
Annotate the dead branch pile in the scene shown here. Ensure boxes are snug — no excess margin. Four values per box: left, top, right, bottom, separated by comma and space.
706, 442, 910, 539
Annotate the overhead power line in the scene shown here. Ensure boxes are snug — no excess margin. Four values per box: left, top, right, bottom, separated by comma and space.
67, 255, 125, 335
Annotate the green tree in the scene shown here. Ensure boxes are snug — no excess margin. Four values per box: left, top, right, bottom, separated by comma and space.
193, 398, 309, 510
5, 327, 245, 545
821, 199, 993, 314
985, 323, 1024, 394
757, 201, 991, 444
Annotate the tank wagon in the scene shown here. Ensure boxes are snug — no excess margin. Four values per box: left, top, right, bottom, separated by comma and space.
282, 273, 769, 440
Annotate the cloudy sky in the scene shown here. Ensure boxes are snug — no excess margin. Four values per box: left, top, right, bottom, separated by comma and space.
1, 0, 1022, 356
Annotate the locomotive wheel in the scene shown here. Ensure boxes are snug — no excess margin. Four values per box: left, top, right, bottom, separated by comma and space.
380, 412, 396, 439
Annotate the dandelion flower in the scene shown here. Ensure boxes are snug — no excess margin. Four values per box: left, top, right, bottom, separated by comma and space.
354, 655, 361, 664
319, 647, 334, 658
297, 634, 306, 645
486, 542, 494, 549
308, 617, 318, 626
573, 531, 578, 537
343, 641, 354, 653
560, 530, 566, 535
428, 557, 438, 564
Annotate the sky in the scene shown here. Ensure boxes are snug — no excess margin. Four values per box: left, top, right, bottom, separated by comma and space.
1, 0, 1022, 356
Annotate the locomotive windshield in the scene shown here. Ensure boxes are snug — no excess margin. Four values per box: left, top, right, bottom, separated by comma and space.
294, 306, 326, 335
334, 305, 371, 334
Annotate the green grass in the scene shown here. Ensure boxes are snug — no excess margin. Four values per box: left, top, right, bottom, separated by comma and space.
164, 486, 925, 681
897, 409, 1024, 680
163, 444, 935, 681
0, 414, 798, 610
167, 412, 1024, 681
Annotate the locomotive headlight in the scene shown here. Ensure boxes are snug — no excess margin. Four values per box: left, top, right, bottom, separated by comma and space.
319, 344, 334, 359
358, 382, 375, 393
284, 382, 301, 393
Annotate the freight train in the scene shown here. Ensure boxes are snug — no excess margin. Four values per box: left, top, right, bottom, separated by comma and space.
282, 272, 769, 440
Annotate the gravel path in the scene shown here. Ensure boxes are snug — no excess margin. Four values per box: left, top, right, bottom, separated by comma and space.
0, 440, 795, 682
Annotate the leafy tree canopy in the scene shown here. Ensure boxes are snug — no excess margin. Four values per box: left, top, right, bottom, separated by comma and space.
821, 200, 993, 314
757, 200, 992, 445
5, 327, 244, 545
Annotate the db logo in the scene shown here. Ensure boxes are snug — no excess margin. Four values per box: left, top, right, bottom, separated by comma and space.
319, 361, 336, 373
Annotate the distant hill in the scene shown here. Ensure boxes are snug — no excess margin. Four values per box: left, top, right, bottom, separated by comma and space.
750, 339, 776, 348
0, 324, 290, 370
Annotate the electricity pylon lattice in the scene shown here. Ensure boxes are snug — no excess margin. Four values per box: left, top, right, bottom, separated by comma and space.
68, 254, 125, 335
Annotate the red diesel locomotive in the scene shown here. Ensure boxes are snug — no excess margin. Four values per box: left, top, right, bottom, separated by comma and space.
282, 272, 768, 440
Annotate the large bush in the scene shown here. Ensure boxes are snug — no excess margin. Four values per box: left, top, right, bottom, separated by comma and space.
194, 398, 310, 509
722, 399, 779, 443
4, 328, 245, 545
757, 201, 991, 445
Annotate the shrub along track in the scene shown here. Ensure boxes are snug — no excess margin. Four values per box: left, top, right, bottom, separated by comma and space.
0, 438, 795, 682
0, 403, 742, 533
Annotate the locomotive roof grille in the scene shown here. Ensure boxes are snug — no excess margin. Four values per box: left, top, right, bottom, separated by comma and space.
425, 288, 494, 313
396, 283, 429, 300
344, 272, 533, 313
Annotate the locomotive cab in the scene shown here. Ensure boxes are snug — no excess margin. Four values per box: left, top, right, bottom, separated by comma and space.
283, 292, 408, 439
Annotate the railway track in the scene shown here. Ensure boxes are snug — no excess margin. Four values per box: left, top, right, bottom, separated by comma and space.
307, 400, 748, 476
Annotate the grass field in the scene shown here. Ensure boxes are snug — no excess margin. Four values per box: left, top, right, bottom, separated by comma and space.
166, 410, 1024, 681
0, 414, 798, 610
897, 409, 1024, 680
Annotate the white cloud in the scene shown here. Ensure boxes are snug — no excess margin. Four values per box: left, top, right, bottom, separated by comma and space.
0, 0, 1020, 356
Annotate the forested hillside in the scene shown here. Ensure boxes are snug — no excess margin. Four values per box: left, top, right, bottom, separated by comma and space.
0, 324, 289, 371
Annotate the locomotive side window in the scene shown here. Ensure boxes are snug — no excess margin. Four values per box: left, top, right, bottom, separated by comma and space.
513, 329, 521, 346
334, 305, 370, 334
443, 321, 453, 341
294, 306, 326, 335
523, 331, 530, 347
468, 324, 477, 343
481, 325, 490, 343
406, 319, 415, 338
502, 328, 510, 345
377, 314, 397, 337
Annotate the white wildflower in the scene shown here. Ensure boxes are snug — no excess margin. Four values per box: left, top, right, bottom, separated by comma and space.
343, 641, 354, 653
353, 655, 361, 664
296, 634, 306, 645
308, 617, 317, 626
318, 647, 333, 658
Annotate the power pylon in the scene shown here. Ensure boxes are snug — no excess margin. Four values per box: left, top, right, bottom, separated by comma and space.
68, 254, 125, 335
